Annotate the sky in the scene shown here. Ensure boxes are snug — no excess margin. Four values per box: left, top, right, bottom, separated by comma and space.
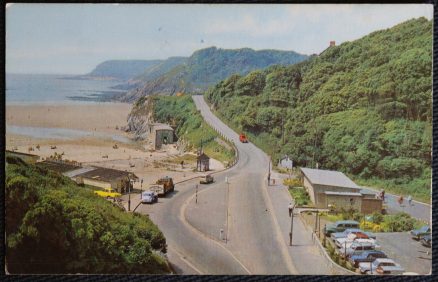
6, 3, 433, 75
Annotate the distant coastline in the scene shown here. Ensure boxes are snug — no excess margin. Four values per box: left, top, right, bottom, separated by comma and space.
6, 73, 126, 104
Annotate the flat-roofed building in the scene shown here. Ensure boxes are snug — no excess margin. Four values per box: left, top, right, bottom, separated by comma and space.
6, 150, 40, 164
300, 167, 361, 207
300, 167, 382, 213
75, 167, 138, 193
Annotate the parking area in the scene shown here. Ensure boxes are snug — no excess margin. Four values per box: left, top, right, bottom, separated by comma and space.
375, 232, 431, 274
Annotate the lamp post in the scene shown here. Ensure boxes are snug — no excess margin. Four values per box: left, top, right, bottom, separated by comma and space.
128, 176, 134, 212
289, 203, 296, 246
225, 176, 230, 243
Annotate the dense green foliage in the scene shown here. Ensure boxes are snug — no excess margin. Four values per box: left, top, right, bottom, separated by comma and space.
137, 95, 235, 163
120, 47, 308, 102
88, 60, 163, 80
206, 18, 432, 201
288, 187, 310, 206
5, 157, 170, 274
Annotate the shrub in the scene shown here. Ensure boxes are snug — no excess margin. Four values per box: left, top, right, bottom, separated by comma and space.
371, 211, 384, 224
283, 178, 302, 187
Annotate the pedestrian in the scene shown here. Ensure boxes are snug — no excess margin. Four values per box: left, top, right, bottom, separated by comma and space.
407, 195, 412, 206
267, 173, 271, 186
381, 190, 385, 202
398, 195, 404, 206
288, 203, 293, 217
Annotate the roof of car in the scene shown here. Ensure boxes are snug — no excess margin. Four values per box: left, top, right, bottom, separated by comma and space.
335, 220, 360, 225
374, 258, 395, 263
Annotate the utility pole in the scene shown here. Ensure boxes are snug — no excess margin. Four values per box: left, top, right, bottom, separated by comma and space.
289, 203, 296, 246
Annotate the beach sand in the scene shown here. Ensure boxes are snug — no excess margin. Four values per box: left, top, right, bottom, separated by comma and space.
6, 103, 132, 133
6, 103, 225, 188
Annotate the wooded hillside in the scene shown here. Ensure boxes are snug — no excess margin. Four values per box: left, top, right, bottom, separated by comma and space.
206, 18, 432, 201
5, 156, 170, 274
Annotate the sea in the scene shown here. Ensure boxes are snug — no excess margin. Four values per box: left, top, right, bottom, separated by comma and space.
6, 73, 132, 144
6, 73, 125, 104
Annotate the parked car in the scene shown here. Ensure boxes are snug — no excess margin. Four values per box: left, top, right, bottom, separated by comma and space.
94, 188, 122, 199
331, 228, 376, 240
410, 225, 430, 240
334, 232, 374, 248
141, 191, 158, 204
359, 258, 404, 275
338, 241, 376, 258
324, 220, 360, 236
349, 250, 388, 268
200, 174, 214, 184
339, 238, 380, 251
420, 234, 431, 248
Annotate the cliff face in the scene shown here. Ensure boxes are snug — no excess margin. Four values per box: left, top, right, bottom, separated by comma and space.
118, 47, 309, 102
125, 97, 154, 140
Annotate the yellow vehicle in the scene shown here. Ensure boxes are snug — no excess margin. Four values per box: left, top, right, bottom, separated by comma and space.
94, 188, 122, 199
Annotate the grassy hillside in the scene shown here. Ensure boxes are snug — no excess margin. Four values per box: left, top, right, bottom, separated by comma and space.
205, 18, 432, 202
120, 47, 308, 102
5, 156, 170, 274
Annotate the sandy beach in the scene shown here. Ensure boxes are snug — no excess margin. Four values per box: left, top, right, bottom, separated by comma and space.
6, 103, 132, 133
6, 103, 225, 188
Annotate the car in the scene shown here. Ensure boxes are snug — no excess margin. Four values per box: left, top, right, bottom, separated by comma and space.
239, 133, 248, 143
338, 241, 376, 258
323, 220, 360, 236
410, 225, 430, 240
141, 191, 158, 204
349, 250, 388, 268
374, 265, 405, 275
331, 228, 376, 240
334, 232, 375, 248
338, 238, 380, 251
420, 234, 431, 248
200, 174, 214, 184
94, 188, 122, 199
359, 258, 403, 275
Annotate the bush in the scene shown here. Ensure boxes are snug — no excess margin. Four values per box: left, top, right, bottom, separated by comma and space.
283, 178, 302, 187
371, 211, 384, 224
382, 212, 417, 232
288, 187, 310, 206
6, 160, 170, 274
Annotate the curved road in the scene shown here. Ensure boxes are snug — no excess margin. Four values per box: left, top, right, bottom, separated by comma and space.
136, 95, 331, 274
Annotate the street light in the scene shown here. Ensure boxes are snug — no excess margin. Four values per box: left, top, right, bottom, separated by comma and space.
225, 176, 230, 243
128, 176, 134, 212
289, 203, 296, 246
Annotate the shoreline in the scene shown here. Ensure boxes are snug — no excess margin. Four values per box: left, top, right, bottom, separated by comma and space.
6, 102, 225, 189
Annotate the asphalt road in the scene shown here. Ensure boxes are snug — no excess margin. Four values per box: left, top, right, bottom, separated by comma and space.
192, 95, 332, 274
360, 187, 431, 223
132, 95, 333, 274
192, 95, 296, 274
